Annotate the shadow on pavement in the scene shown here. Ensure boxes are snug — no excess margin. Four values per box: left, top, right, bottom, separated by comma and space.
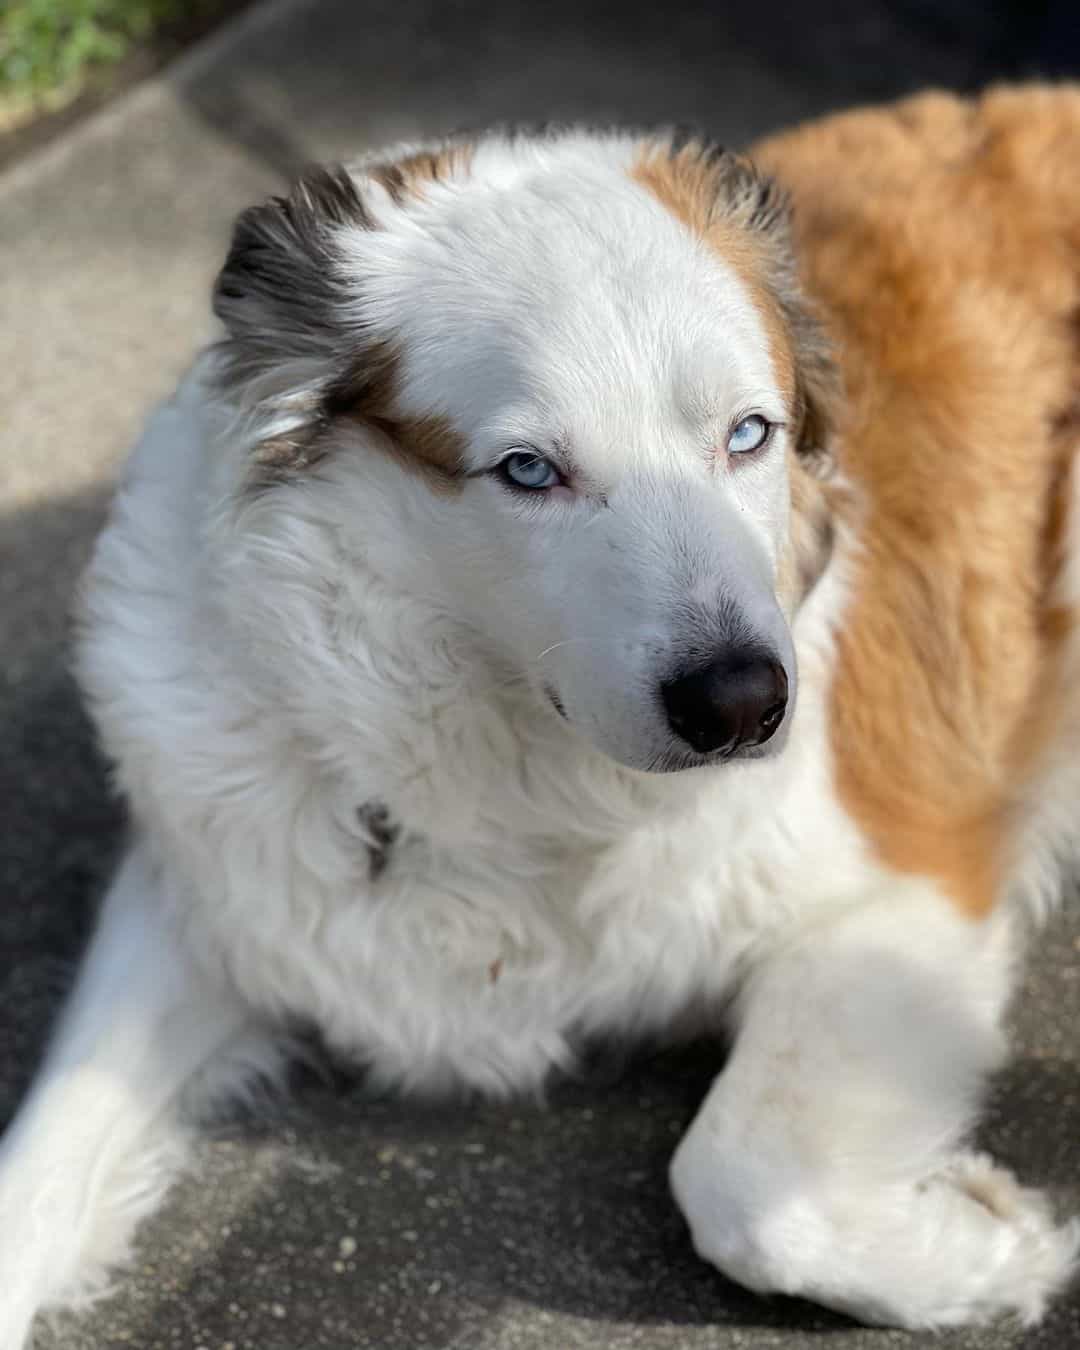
0, 486, 123, 1123
174, 0, 1025, 184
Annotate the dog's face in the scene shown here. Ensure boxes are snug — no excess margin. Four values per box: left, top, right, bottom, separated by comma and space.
214, 133, 834, 773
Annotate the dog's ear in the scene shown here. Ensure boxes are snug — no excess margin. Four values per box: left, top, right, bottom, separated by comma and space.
210, 162, 469, 490
212, 165, 373, 394
643, 138, 839, 472
209, 167, 388, 484
712, 152, 838, 471
767, 223, 838, 476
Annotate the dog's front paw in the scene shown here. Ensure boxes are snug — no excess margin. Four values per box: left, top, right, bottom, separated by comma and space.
670, 1130, 1079, 1329
919, 1152, 1080, 1325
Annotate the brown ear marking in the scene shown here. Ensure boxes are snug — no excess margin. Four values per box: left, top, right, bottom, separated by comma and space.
245, 341, 468, 494
631, 136, 840, 469
213, 164, 374, 369
323, 341, 468, 491
214, 146, 474, 349
365, 143, 474, 205
215, 154, 472, 493
632, 138, 789, 241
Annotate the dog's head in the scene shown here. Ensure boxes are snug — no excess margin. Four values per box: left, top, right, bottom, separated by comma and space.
212, 130, 835, 773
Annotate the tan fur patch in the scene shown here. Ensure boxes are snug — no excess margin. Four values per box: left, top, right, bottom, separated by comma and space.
247, 345, 467, 493
368, 143, 474, 205
249, 343, 467, 493
330, 340, 468, 490
754, 84, 1080, 917
632, 143, 797, 405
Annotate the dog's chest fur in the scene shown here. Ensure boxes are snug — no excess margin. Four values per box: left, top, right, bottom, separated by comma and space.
80, 372, 872, 1097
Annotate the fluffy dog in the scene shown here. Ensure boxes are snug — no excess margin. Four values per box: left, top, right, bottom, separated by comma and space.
2, 84, 1080, 1345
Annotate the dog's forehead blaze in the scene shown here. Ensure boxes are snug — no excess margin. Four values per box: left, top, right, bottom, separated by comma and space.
629, 144, 798, 405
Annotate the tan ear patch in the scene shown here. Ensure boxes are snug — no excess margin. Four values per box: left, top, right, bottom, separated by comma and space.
327, 340, 468, 491
247, 341, 467, 493
632, 142, 737, 240
367, 143, 474, 205
632, 142, 798, 406
631, 139, 840, 462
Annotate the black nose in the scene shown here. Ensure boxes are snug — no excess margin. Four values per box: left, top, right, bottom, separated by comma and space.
661, 651, 788, 755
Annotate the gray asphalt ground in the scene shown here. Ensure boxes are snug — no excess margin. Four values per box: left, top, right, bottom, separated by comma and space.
2, 2, 1079, 1347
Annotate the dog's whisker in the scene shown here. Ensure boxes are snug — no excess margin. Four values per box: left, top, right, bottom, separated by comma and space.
530, 637, 610, 665
534, 640, 573, 662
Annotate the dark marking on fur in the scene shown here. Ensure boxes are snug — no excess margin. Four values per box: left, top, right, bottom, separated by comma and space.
545, 686, 568, 720
212, 165, 375, 487
1048, 307, 1080, 438
324, 341, 467, 487
213, 164, 373, 385
213, 158, 470, 490
1050, 396, 1080, 438
357, 801, 400, 882
367, 145, 471, 205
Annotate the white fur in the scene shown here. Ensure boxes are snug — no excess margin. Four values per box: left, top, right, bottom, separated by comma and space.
0, 131, 1076, 1347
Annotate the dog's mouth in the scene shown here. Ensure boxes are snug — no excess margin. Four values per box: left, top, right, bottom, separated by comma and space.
644, 739, 780, 774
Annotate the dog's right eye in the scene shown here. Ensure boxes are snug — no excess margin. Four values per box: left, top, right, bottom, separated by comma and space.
496, 451, 563, 491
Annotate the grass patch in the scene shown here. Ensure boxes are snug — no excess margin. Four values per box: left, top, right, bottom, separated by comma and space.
0, 0, 233, 133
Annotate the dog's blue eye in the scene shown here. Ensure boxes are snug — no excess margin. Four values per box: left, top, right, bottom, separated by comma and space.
728, 415, 771, 455
500, 451, 561, 490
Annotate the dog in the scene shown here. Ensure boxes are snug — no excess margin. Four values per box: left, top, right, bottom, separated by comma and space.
3, 83, 1080, 1346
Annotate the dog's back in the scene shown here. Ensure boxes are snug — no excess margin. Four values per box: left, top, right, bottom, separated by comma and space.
757, 85, 1080, 918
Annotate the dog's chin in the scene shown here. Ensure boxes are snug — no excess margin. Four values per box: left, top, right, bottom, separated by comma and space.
633, 737, 786, 775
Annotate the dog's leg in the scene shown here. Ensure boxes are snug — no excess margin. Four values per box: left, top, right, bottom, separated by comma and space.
670, 886, 1079, 1328
0, 842, 259, 1349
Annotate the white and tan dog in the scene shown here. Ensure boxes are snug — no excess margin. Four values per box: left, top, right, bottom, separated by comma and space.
3, 85, 1080, 1345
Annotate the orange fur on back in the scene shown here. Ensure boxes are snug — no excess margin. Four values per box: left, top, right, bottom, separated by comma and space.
753, 85, 1080, 916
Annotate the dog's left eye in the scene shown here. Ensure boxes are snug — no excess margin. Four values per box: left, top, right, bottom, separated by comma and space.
497, 451, 562, 491
727, 415, 771, 455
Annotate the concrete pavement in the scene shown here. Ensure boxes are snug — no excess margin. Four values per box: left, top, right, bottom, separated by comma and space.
1, 2, 1078, 1347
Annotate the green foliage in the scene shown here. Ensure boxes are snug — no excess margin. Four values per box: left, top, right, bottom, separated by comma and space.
0, 0, 185, 107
